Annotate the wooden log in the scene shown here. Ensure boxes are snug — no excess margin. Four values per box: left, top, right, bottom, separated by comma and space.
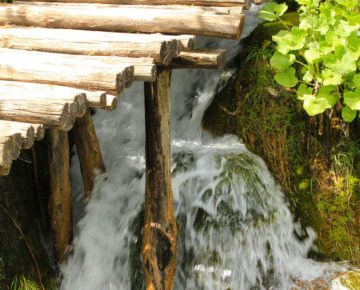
0, 2, 245, 40
143, 69, 178, 290
0, 164, 11, 176
32, 124, 46, 140
0, 48, 135, 93
71, 109, 106, 199
0, 100, 74, 131
0, 120, 35, 149
0, 133, 21, 166
22, 0, 248, 7
164, 49, 226, 69
0, 27, 180, 65
48, 129, 72, 263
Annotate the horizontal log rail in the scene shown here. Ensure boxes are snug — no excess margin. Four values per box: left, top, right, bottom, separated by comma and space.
0, 2, 245, 39
164, 49, 227, 69
0, 27, 183, 65
0, 48, 137, 93
23, 0, 248, 7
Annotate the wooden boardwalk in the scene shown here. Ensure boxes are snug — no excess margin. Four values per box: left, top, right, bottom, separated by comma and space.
0, 1, 259, 289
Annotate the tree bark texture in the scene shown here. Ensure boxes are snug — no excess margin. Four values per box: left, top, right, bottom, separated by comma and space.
72, 109, 105, 199
48, 129, 72, 263
143, 69, 178, 290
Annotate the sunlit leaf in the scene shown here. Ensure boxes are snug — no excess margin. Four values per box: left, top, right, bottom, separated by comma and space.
342, 106, 357, 122
321, 69, 342, 85
344, 88, 360, 110
273, 28, 307, 54
274, 67, 298, 87
258, 3, 288, 21
270, 51, 295, 70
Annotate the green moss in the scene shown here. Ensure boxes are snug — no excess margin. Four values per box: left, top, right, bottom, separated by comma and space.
203, 14, 360, 265
339, 271, 360, 289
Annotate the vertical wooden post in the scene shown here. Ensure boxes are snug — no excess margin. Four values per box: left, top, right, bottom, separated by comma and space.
142, 69, 178, 290
48, 129, 72, 263
72, 109, 105, 198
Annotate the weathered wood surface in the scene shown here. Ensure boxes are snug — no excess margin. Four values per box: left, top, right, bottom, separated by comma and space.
165, 49, 226, 69
0, 27, 181, 64
143, 69, 178, 290
0, 133, 21, 167
48, 129, 72, 263
23, 0, 248, 6
0, 2, 245, 39
72, 109, 105, 198
0, 121, 46, 176
0, 81, 109, 129
0, 48, 135, 93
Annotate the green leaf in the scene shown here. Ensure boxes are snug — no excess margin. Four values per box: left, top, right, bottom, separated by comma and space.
324, 46, 357, 75
297, 83, 313, 100
335, 0, 358, 9
302, 86, 337, 116
270, 51, 295, 70
274, 67, 298, 87
348, 32, 360, 57
258, 3, 288, 21
273, 28, 307, 54
342, 106, 357, 122
352, 74, 360, 88
302, 69, 314, 83
304, 47, 321, 64
344, 88, 360, 110
321, 69, 342, 86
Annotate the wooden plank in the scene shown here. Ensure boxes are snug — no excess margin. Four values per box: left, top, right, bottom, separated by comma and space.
0, 48, 135, 93
143, 69, 178, 290
23, 0, 248, 7
0, 27, 181, 65
164, 49, 226, 69
72, 109, 106, 199
0, 2, 245, 40
48, 129, 72, 263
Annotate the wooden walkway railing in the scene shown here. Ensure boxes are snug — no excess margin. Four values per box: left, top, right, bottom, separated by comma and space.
0, 0, 260, 288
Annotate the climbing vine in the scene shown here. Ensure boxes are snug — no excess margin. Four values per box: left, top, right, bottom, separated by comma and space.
259, 0, 360, 121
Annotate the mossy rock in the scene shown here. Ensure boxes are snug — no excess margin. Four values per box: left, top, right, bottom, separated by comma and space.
202, 14, 360, 266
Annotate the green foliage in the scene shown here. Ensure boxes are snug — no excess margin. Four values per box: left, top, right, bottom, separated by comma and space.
259, 0, 360, 121
10, 276, 41, 290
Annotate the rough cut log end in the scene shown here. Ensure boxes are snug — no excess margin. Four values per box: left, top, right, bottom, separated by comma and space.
71, 93, 87, 118
33, 124, 46, 140
59, 103, 76, 131
236, 13, 245, 41
159, 39, 178, 65
124, 66, 135, 88
21, 125, 35, 149
104, 94, 118, 111
0, 164, 11, 176
85, 91, 107, 108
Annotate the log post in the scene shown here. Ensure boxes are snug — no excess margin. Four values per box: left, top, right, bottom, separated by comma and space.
72, 109, 106, 199
48, 129, 72, 263
143, 69, 178, 290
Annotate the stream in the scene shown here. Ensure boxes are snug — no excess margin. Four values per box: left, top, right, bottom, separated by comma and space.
61, 6, 345, 290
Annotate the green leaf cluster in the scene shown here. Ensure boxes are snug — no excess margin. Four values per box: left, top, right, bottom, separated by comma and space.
259, 0, 360, 121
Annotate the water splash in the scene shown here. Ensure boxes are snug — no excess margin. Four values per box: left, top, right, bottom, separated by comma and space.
61, 5, 345, 290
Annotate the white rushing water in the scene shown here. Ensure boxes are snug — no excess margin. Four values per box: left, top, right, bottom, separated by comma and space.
61, 5, 345, 290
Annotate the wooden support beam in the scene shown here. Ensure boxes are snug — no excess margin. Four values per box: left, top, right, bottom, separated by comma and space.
48, 129, 72, 263
0, 48, 135, 93
0, 133, 21, 167
23, 0, 249, 6
0, 27, 181, 65
143, 69, 178, 290
0, 2, 245, 40
72, 109, 105, 199
164, 49, 227, 69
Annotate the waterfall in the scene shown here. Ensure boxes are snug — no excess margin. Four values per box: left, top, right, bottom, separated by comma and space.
61, 5, 345, 290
